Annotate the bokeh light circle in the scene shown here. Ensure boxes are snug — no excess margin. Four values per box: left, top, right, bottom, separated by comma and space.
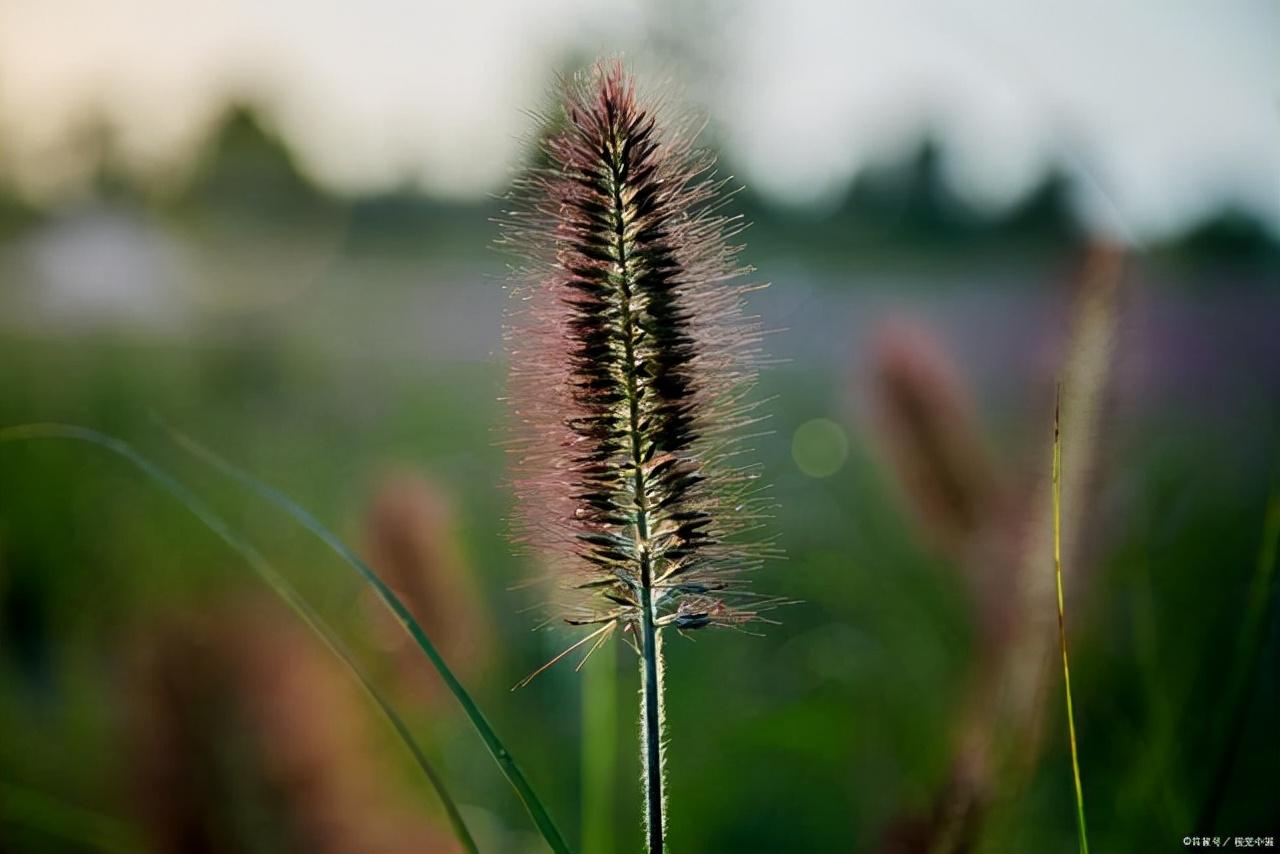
791, 418, 849, 478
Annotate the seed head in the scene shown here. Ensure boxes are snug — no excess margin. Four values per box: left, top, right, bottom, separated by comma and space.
501, 60, 773, 655
362, 470, 491, 707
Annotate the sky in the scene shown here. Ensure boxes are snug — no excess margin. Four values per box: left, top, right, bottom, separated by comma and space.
0, 0, 1276, 241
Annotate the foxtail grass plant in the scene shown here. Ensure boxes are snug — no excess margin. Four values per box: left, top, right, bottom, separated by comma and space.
501, 61, 774, 852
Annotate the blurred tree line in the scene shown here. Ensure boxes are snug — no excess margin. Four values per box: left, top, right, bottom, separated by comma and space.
1, 102, 1276, 272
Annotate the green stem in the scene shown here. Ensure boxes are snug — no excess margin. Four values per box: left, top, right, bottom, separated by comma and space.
1052, 396, 1089, 854
637, 592, 665, 853
608, 131, 666, 852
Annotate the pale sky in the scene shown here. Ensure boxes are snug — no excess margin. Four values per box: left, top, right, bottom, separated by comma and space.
1, 0, 1277, 240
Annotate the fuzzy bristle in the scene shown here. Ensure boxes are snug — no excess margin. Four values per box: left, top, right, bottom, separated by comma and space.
502, 60, 772, 643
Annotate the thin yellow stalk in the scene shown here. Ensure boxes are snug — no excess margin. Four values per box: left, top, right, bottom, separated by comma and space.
1052, 390, 1089, 854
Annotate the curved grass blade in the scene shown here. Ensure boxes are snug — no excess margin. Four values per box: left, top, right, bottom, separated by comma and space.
0, 424, 479, 854
159, 423, 573, 854
1052, 393, 1089, 854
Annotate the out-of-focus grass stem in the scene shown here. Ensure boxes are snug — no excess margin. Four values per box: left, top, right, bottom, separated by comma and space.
1052, 391, 1089, 854
581, 642, 618, 854
1196, 475, 1280, 831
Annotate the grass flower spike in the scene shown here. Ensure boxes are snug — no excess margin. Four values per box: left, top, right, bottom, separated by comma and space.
502, 60, 773, 852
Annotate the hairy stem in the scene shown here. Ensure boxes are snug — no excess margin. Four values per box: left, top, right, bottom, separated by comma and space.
608, 131, 667, 852
638, 579, 666, 852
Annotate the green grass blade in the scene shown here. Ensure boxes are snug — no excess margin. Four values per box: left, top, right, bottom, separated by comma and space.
1052, 393, 1089, 854
160, 424, 573, 854
0, 424, 479, 854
